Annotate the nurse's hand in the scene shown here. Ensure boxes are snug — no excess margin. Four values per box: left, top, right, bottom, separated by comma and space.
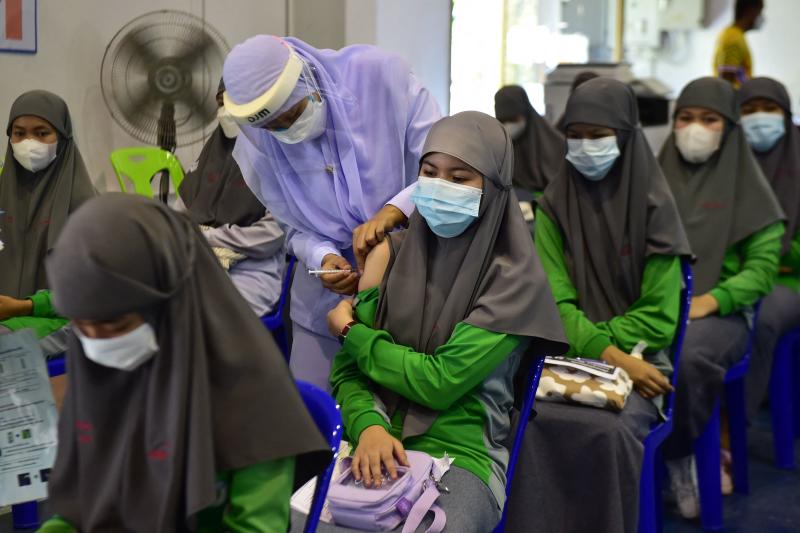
320, 254, 359, 295
352, 425, 409, 488
327, 299, 354, 337
601, 345, 672, 399
0, 295, 33, 320
689, 293, 719, 320
353, 205, 408, 272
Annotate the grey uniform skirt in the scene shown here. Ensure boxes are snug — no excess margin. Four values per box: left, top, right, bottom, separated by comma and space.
505, 393, 658, 533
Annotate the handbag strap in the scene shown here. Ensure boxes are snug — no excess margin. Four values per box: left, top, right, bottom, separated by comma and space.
401, 483, 446, 533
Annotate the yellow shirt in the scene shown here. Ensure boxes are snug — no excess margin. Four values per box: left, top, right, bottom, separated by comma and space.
713, 25, 752, 87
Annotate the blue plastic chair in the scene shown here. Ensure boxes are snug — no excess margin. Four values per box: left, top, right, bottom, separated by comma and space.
770, 328, 799, 469
637, 259, 693, 533
11, 355, 66, 529
262, 255, 297, 358
493, 354, 547, 533
796, 340, 800, 440
693, 302, 761, 531
295, 380, 343, 533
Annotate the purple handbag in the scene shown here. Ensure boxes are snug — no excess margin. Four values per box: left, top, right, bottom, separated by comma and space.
326, 450, 446, 532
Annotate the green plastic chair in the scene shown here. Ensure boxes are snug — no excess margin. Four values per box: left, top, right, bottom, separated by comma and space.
110, 147, 184, 198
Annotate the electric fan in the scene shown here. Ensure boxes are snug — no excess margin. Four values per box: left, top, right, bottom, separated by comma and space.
100, 10, 230, 151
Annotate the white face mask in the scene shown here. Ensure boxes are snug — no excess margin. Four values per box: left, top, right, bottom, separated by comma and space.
12, 139, 58, 173
217, 106, 239, 138
753, 14, 765, 30
77, 322, 159, 371
270, 96, 327, 144
503, 120, 527, 140
674, 123, 723, 164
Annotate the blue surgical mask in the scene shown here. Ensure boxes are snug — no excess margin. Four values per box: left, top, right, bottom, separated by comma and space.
412, 176, 482, 238
566, 136, 620, 181
741, 112, 785, 153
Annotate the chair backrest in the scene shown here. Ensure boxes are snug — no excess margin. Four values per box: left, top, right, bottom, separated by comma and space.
274, 255, 297, 323
110, 147, 185, 198
663, 258, 694, 421
494, 354, 547, 532
48, 354, 67, 377
295, 380, 343, 533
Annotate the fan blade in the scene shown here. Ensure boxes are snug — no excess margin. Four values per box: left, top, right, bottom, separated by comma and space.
178, 80, 216, 125
125, 28, 161, 68
115, 88, 161, 142
172, 32, 216, 70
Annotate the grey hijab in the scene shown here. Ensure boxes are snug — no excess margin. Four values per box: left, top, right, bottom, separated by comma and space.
739, 77, 800, 253
494, 85, 565, 194
539, 78, 691, 323
658, 77, 784, 293
45, 194, 330, 532
0, 90, 95, 298
375, 111, 568, 437
179, 81, 266, 227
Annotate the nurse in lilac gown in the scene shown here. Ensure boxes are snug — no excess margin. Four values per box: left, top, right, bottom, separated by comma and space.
223, 35, 441, 389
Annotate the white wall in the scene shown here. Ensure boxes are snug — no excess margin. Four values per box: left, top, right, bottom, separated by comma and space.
0, 0, 452, 192
345, 0, 451, 113
637, 0, 800, 112
0, 0, 286, 191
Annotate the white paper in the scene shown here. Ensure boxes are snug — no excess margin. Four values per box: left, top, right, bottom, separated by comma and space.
545, 355, 621, 380
0, 330, 58, 506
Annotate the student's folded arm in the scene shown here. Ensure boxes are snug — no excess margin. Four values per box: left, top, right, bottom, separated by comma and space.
595, 255, 682, 353
710, 221, 783, 315
534, 209, 611, 358
343, 321, 520, 412
203, 212, 286, 260
30, 290, 60, 319
330, 346, 391, 443
780, 229, 800, 275
35, 516, 75, 532
222, 457, 295, 533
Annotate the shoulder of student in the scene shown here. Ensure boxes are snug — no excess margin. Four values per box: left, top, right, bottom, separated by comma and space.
358, 238, 391, 292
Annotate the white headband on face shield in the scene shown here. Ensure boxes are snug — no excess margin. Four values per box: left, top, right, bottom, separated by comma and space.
224, 47, 304, 127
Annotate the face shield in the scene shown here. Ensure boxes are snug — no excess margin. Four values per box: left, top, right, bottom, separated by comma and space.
223, 44, 350, 147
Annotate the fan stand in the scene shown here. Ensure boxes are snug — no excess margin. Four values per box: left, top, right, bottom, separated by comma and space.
156, 101, 177, 204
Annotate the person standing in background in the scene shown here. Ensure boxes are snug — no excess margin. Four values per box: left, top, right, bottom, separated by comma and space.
713, 0, 765, 87
222, 36, 441, 390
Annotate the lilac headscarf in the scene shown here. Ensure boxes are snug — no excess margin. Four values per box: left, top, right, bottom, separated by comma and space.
224, 36, 441, 267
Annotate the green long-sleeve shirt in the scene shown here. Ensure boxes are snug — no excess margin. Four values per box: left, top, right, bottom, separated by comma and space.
776, 229, 800, 291
36, 457, 295, 532
1, 290, 68, 339
331, 286, 524, 508
709, 221, 783, 315
534, 209, 682, 360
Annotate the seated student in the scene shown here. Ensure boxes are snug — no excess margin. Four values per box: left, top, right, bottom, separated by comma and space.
0, 90, 95, 356
506, 78, 691, 533
37, 194, 330, 532
309, 111, 568, 532
494, 85, 564, 199
658, 77, 784, 519
178, 80, 285, 316
739, 77, 800, 419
